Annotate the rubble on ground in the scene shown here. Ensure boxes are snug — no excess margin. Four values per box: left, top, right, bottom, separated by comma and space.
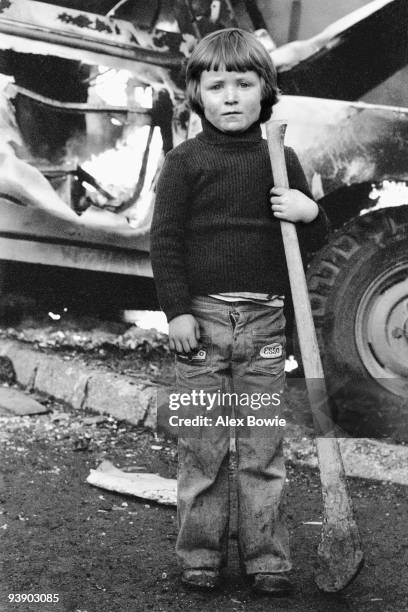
0, 314, 169, 355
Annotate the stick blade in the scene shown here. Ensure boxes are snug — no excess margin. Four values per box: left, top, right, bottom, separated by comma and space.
314, 521, 364, 592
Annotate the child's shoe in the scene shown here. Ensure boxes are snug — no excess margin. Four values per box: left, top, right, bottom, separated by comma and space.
181, 568, 220, 590
252, 572, 293, 596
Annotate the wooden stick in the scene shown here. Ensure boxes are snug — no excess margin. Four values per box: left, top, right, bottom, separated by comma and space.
266, 120, 364, 592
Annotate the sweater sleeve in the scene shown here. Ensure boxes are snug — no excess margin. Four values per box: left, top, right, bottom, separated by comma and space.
285, 146, 330, 255
150, 148, 193, 322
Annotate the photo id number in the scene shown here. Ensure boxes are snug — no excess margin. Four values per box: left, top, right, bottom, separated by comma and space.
8, 593, 59, 603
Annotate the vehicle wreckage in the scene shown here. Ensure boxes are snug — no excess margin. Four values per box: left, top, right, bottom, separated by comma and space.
0, 0, 407, 430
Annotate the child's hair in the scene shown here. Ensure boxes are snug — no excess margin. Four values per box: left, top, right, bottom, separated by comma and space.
186, 28, 279, 123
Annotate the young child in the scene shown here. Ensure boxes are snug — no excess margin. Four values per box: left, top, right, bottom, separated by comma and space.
151, 28, 328, 596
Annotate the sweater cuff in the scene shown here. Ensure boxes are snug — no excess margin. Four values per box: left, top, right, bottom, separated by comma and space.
165, 301, 193, 323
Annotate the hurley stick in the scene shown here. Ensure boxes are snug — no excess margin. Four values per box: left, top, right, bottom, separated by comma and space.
266, 120, 364, 592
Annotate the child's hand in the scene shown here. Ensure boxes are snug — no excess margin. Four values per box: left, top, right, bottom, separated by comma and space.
270, 187, 319, 223
169, 314, 200, 354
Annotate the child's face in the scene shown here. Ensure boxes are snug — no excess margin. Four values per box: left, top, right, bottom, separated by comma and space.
200, 70, 262, 133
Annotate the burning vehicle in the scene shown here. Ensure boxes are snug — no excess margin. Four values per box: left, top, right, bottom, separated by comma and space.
0, 0, 407, 427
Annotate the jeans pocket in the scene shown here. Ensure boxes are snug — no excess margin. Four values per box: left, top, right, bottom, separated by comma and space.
175, 335, 213, 380
250, 332, 286, 376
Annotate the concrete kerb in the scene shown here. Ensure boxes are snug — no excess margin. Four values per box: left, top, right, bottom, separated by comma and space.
0, 340, 161, 428
1, 339, 408, 486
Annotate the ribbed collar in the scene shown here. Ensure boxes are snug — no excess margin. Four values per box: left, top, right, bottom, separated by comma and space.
197, 116, 262, 146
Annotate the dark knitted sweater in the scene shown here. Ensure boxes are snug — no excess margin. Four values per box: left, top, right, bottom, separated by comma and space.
150, 117, 329, 322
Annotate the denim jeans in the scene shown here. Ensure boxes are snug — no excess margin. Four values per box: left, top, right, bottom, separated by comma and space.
175, 295, 291, 575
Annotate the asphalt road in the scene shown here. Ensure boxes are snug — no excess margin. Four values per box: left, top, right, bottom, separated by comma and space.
0, 398, 407, 612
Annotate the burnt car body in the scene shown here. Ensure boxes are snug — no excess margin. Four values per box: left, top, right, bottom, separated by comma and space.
0, 0, 407, 432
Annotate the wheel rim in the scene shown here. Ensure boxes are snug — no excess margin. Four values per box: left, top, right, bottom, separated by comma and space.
355, 262, 408, 397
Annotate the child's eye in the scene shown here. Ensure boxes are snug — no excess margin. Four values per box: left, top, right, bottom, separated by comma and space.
240, 82, 250, 88
210, 83, 222, 90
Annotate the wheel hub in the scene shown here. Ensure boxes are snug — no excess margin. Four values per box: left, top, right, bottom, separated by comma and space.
355, 264, 408, 396
392, 317, 408, 340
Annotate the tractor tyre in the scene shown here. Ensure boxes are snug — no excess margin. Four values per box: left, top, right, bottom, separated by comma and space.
306, 207, 408, 440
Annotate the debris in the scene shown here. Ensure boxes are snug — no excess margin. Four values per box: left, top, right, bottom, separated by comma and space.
151, 445, 162, 450
87, 460, 176, 505
51, 412, 71, 422
83, 415, 106, 426
0, 356, 15, 384
303, 521, 323, 525
0, 387, 48, 416
99, 500, 112, 511
121, 465, 146, 472
2, 321, 169, 355
73, 434, 92, 451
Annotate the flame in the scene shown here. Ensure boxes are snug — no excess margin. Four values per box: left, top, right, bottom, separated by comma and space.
0, 73, 24, 155
82, 125, 162, 201
123, 310, 168, 333
361, 180, 408, 214
81, 68, 163, 225
92, 67, 153, 108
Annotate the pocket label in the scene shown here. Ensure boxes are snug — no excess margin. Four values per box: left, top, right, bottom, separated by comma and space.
176, 348, 207, 363
259, 344, 283, 359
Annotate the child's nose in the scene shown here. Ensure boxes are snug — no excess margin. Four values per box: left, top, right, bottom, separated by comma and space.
224, 85, 238, 104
